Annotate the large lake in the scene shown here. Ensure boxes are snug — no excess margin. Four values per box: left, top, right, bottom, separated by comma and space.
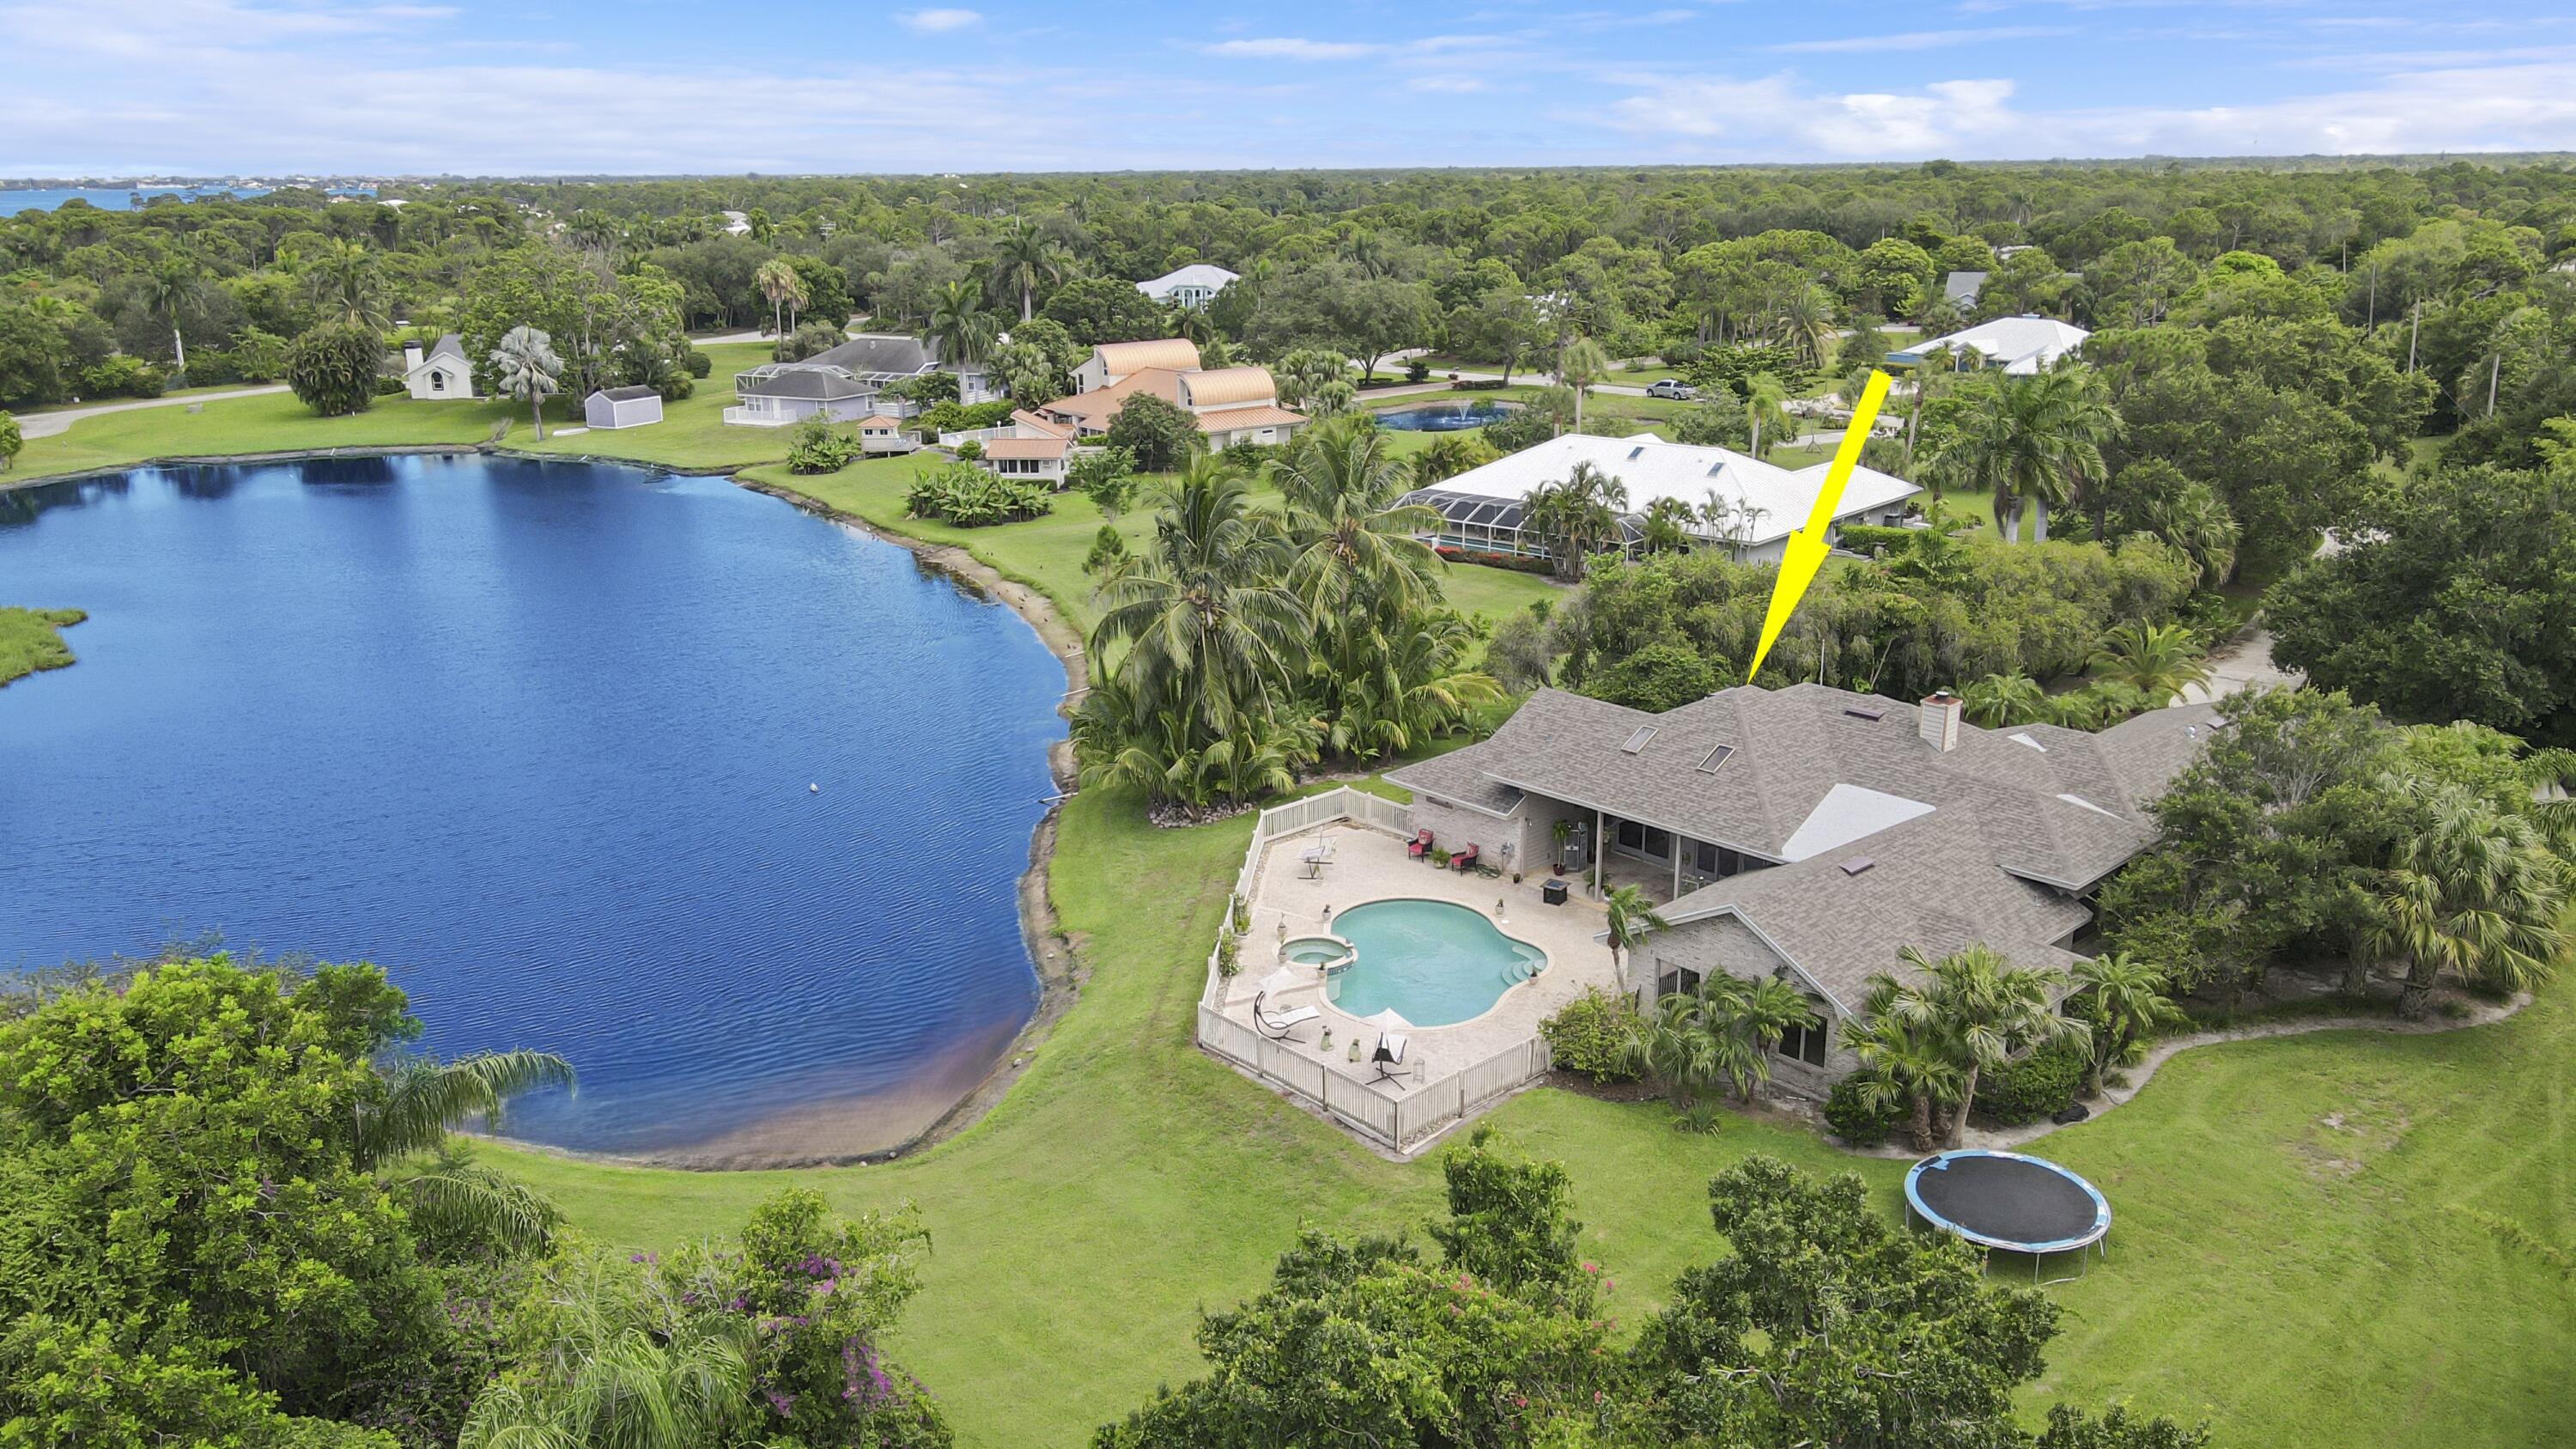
0, 455, 1066, 1162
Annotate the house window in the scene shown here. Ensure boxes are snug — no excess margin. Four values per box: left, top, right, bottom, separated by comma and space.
1692, 840, 1718, 874
1613, 819, 1670, 861
1655, 962, 1702, 999
1777, 1015, 1829, 1067
429, 370, 446, 392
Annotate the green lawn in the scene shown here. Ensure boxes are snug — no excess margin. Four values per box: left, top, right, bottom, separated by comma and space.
518, 343, 793, 473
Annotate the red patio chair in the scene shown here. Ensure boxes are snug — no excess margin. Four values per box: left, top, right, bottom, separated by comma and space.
1450, 843, 1480, 873
1406, 829, 1434, 861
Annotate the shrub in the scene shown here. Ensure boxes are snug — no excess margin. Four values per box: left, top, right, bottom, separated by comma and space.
79, 355, 164, 399
904, 460, 1053, 527
785, 415, 863, 475
1103, 392, 1199, 471
685, 346, 713, 378
1405, 356, 1431, 383
953, 439, 983, 461
1824, 1074, 1904, 1146
1215, 927, 1242, 977
1586, 641, 1718, 712
1084, 523, 1127, 576
1069, 445, 1139, 514
1433, 545, 1554, 575
1453, 377, 1509, 391
373, 374, 409, 396
1973, 1039, 2087, 1126
285, 321, 384, 416
775, 320, 844, 362
1540, 987, 1643, 1084
1836, 523, 1918, 556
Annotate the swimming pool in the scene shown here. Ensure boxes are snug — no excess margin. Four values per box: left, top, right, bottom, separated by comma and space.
1374, 400, 1511, 432
1323, 898, 1546, 1026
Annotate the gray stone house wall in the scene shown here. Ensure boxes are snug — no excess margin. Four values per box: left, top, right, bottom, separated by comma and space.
1642, 914, 1859, 1095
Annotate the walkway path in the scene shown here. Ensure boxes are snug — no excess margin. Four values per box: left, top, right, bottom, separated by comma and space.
2181, 625, 2300, 704
16, 385, 292, 439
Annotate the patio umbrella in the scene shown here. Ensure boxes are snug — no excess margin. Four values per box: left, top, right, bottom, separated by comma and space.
1362, 1008, 1413, 1032
1257, 965, 1302, 996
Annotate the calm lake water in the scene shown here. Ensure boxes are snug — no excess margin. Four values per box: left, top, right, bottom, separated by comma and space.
1, 186, 375, 212
0, 456, 1066, 1160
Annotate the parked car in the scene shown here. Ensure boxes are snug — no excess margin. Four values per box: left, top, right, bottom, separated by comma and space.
1645, 379, 1698, 399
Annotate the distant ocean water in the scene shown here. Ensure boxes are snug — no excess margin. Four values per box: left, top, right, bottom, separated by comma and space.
0, 455, 1066, 1161
1, 185, 376, 212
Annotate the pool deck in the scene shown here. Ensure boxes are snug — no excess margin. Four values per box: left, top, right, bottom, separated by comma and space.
1217, 822, 1624, 1090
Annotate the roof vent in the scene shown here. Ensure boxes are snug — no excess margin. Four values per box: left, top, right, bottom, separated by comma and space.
1697, 744, 1733, 773
1841, 855, 1876, 876
1620, 725, 1657, 754
1844, 704, 1886, 721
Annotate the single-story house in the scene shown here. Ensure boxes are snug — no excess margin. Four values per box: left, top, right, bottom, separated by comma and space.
1037, 349, 1309, 448
1888, 315, 2090, 375
855, 412, 917, 454
726, 333, 996, 428
1396, 431, 1918, 565
583, 386, 663, 429
1387, 684, 2219, 1093
978, 434, 1072, 484
1135, 264, 1239, 309
1941, 270, 1987, 308
401, 334, 476, 400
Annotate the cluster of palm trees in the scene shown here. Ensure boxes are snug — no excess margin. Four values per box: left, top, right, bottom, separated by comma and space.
1619, 969, 1820, 1111
1072, 417, 1498, 814
1844, 944, 2175, 1153
2370, 776, 2570, 1020
1964, 620, 2218, 729
1917, 361, 2123, 544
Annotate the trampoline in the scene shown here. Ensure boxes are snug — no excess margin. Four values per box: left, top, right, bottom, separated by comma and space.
1904, 1149, 2111, 1282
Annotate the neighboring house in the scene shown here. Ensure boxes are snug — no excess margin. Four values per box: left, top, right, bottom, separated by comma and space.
582, 386, 664, 429
951, 409, 1073, 480
1134, 263, 1239, 309
1941, 270, 1987, 308
1387, 684, 2219, 1093
401, 334, 476, 400
720, 210, 751, 235
1037, 344, 1309, 448
726, 333, 995, 427
1396, 431, 1917, 564
1888, 315, 2091, 374
855, 412, 917, 454
1071, 337, 1201, 393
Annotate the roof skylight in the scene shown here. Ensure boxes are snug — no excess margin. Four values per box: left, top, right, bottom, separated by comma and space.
1698, 744, 1734, 773
1621, 725, 1657, 754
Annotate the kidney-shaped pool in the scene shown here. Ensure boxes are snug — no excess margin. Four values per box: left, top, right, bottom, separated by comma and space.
1323, 898, 1546, 1027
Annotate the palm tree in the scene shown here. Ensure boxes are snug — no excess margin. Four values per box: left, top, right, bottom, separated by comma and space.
1270, 416, 1442, 618
142, 256, 202, 375
1874, 944, 2087, 1146
307, 238, 386, 329
2368, 782, 2567, 1019
1621, 990, 1726, 1108
2065, 952, 2183, 1098
1843, 1012, 1965, 1153
1773, 283, 1838, 370
991, 218, 1066, 321
1519, 460, 1627, 581
1961, 671, 2050, 728
358, 1049, 575, 1251
1920, 367, 2119, 544
754, 257, 802, 338
1740, 371, 1791, 458
459, 1256, 755, 1449
489, 325, 565, 441
1556, 336, 1610, 434
924, 278, 999, 369
1701, 973, 1817, 1103
2140, 481, 2240, 587
1602, 883, 1668, 986
2090, 621, 2213, 703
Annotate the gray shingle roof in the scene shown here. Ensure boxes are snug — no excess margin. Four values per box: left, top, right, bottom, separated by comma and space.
737, 367, 875, 401
593, 385, 659, 402
1391, 683, 2216, 892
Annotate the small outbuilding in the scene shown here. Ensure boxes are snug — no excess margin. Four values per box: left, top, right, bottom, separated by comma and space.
583, 386, 665, 430
402, 333, 477, 400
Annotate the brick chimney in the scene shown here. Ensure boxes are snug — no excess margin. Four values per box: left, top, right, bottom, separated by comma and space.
1920, 690, 1962, 752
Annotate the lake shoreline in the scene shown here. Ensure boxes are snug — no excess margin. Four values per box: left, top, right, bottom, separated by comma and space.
9, 445, 1088, 1173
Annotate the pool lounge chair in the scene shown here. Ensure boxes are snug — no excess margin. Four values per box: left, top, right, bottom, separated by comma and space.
1371, 1032, 1413, 1083
1254, 990, 1321, 1041
1449, 843, 1480, 873
1406, 829, 1434, 861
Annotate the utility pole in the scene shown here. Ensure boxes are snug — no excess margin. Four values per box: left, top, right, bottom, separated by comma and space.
2489, 353, 2500, 417
2366, 265, 2377, 330
2409, 300, 2421, 373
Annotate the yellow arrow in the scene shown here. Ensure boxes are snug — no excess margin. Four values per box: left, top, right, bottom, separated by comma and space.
1746, 368, 1893, 683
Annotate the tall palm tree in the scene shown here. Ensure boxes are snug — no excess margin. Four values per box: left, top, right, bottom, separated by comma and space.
1270, 417, 1442, 618
2369, 782, 2567, 1019
1602, 882, 1668, 986
753, 257, 802, 338
991, 218, 1066, 321
1773, 283, 1838, 369
2065, 952, 2183, 1098
1701, 973, 1817, 1103
1556, 336, 1610, 434
307, 237, 386, 329
1921, 367, 2118, 544
358, 1049, 575, 1251
1090, 458, 1309, 742
1874, 944, 2087, 1146
142, 256, 203, 375
923, 278, 999, 369
489, 325, 565, 441
2090, 621, 2213, 703
1740, 371, 1791, 458
1519, 460, 1627, 581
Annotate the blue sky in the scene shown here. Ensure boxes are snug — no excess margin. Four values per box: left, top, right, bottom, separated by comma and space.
3, 0, 2569, 176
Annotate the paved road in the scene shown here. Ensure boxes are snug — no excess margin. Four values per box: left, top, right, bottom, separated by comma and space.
16, 385, 293, 439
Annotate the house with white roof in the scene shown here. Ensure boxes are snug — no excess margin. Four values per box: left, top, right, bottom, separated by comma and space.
1134, 263, 1239, 309
1395, 431, 1918, 565
1887, 315, 2090, 375
1387, 683, 2218, 1093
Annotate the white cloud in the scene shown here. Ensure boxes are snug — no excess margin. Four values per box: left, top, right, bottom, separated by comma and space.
1202, 37, 1384, 59
1411, 74, 1491, 94
896, 8, 980, 31
1771, 26, 2071, 53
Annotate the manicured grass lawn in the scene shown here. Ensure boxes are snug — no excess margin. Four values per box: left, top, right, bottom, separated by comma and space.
519, 343, 791, 473
0, 606, 84, 686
